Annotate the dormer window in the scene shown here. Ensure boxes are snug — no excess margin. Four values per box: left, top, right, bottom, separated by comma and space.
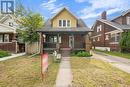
58, 20, 71, 27
127, 17, 130, 25
9, 22, 13, 27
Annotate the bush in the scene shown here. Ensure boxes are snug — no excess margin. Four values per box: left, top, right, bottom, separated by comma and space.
71, 50, 92, 57
0, 50, 11, 58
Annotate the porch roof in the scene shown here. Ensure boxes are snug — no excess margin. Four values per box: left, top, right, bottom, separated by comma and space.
37, 27, 92, 34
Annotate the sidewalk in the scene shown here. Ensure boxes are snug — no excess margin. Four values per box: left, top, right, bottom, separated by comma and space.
93, 51, 130, 74
0, 53, 26, 61
55, 51, 72, 87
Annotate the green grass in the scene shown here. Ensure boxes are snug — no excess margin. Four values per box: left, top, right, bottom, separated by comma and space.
94, 49, 130, 59
0, 55, 59, 87
71, 57, 130, 87
0, 50, 11, 58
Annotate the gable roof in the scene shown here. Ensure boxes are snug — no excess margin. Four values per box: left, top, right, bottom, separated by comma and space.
0, 15, 14, 23
112, 9, 130, 21
51, 7, 78, 20
97, 19, 130, 31
0, 24, 16, 33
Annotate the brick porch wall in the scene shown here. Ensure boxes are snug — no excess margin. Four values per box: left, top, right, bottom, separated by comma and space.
0, 42, 17, 53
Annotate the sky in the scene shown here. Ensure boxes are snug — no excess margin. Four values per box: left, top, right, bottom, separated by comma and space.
20, 0, 130, 28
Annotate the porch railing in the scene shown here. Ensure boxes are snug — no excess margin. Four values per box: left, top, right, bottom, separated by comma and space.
44, 42, 57, 48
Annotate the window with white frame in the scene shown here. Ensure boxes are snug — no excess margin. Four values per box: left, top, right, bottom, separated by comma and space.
9, 22, 13, 27
111, 33, 120, 42
4, 34, 9, 42
58, 20, 71, 27
105, 34, 109, 40
0, 35, 3, 42
97, 25, 102, 32
127, 17, 130, 25
0, 34, 9, 42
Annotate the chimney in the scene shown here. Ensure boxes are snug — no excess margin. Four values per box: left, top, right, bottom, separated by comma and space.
101, 11, 107, 19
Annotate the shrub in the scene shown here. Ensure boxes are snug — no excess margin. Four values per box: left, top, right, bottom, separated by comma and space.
71, 50, 92, 57
0, 50, 11, 58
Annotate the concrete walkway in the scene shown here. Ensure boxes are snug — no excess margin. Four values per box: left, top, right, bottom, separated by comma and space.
0, 53, 26, 61
93, 51, 130, 74
55, 51, 72, 87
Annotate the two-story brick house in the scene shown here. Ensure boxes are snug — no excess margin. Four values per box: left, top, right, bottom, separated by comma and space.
91, 9, 130, 51
38, 7, 92, 53
0, 15, 25, 53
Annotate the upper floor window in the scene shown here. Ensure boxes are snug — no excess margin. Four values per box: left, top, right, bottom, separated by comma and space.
9, 22, 13, 27
59, 20, 71, 27
127, 17, 130, 25
97, 25, 102, 32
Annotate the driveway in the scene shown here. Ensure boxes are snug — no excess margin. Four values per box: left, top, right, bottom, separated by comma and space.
93, 51, 130, 74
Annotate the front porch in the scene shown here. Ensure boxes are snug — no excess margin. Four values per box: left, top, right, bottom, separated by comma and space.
43, 34, 86, 51
38, 27, 92, 53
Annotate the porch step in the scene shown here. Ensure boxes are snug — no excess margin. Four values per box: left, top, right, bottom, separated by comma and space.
61, 50, 71, 57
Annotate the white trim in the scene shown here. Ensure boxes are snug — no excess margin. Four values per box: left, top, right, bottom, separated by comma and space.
127, 17, 130, 25
58, 19, 71, 28
98, 19, 123, 31
91, 34, 101, 38
109, 42, 119, 44
105, 30, 123, 35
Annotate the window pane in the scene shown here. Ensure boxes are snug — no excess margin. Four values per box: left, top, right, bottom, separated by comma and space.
59, 20, 62, 27
4, 34, 9, 42
63, 20, 66, 27
54, 36, 57, 43
67, 20, 70, 27
0, 35, 3, 42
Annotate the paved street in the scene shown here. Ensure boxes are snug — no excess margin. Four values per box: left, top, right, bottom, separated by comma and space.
93, 51, 130, 73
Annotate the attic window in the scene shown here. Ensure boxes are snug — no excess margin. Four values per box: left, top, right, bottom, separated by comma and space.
97, 25, 102, 32
58, 20, 71, 27
9, 22, 13, 27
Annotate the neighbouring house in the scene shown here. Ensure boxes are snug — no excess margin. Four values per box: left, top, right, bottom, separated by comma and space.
0, 15, 25, 53
91, 9, 130, 51
37, 7, 92, 53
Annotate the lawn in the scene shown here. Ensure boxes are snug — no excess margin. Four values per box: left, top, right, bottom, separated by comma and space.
0, 55, 59, 87
94, 49, 130, 59
71, 57, 130, 87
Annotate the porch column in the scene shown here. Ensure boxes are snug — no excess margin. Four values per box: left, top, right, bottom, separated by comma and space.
85, 34, 91, 52
40, 33, 44, 54
72, 34, 74, 49
12, 33, 17, 53
57, 33, 60, 53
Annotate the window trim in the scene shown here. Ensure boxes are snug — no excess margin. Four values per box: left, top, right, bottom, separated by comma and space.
97, 25, 102, 32
127, 17, 130, 25
0, 34, 10, 43
58, 19, 71, 27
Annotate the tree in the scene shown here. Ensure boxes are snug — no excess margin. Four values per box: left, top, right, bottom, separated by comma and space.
18, 13, 44, 43
120, 31, 130, 52
15, 1, 44, 43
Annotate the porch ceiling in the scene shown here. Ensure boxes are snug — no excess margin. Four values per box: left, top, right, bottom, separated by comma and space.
37, 27, 92, 34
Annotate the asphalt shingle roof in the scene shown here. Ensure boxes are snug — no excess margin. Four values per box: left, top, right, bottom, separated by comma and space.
98, 19, 130, 30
